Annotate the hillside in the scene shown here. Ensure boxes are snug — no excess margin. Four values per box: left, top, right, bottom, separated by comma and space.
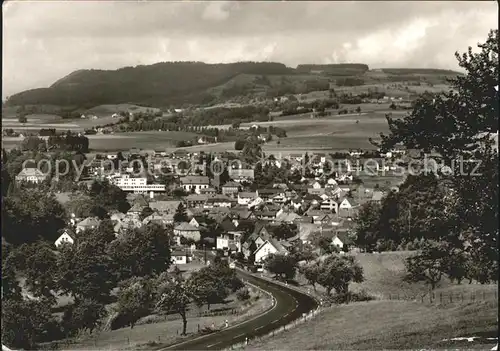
5, 61, 461, 109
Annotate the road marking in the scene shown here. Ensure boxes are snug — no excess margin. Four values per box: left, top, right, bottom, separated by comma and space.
255, 326, 264, 330
234, 333, 245, 339
284, 313, 290, 317
272, 319, 280, 323
207, 342, 220, 348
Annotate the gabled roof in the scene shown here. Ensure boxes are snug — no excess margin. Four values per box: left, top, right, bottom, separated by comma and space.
180, 176, 210, 185
371, 191, 385, 201
174, 222, 200, 231
133, 194, 149, 207
238, 192, 257, 198
149, 200, 181, 213
128, 203, 146, 213
76, 217, 100, 228
186, 194, 209, 202
254, 238, 288, 255
219, 218, 238, 232
222, 181, 240, 188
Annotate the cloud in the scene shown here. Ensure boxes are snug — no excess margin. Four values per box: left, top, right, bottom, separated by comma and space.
2, 1, 498, 98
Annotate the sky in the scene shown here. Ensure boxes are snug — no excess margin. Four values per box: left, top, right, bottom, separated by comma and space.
2, 1, 498, 98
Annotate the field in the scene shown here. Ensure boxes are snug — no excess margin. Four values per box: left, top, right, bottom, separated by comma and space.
250, 251, 498, 350
52, 284, 274, 351
250, 285, 497, 350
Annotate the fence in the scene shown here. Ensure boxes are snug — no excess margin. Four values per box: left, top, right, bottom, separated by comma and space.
388, 290, 498, 305
224, 307, 323, 350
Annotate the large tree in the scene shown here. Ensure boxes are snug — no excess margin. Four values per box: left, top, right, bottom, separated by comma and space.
263, 253, 297, 281
155, 274, 191, 335
374, 30, 498, 281
108, 223, 171, 281
316, 255, 364, 296
115, 277, 155, 329
2, 188, 66, 245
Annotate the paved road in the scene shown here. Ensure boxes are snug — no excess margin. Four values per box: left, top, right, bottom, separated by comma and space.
162, 269, 318, 350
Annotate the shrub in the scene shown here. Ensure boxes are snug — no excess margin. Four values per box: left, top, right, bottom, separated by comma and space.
236, 287, 251, 301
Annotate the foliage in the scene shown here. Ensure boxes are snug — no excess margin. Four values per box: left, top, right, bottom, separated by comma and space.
10, 242, 58, 304
300, 262, 321, 291
56, 227, 117, 304
89, 180, 130, 214
2, 299, 56, 350
404, 240, 448, 290
236, 287, 251, 301
62, 298, 106, 336
187, 267, 229, 310
316, 254, 364, 296
374, 30, 498, 284
272, 223, 297, 240
109, 223, 171, 281
263, 253, 297, 281
115, 277, 155, 329
2, 188, 66, 245
155, 274, 191, 335
174, 202, 189, 223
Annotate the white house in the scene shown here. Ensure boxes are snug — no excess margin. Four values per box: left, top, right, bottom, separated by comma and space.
339, 197, 359, 210
111, 175, 166, 193
15, 168, 48, 184
238, 192, 258, 206
54, 229, 76, 247
180, 176, 210, 194
254, 239, 288, 263
171, 250, 192, 265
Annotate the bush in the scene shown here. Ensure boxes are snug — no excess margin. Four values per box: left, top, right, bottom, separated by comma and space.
234, 139, 245, 151
322, 290, 375, 305
236, 287, 251, 301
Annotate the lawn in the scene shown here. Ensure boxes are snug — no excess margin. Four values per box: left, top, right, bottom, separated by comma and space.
249, 284, 497, 350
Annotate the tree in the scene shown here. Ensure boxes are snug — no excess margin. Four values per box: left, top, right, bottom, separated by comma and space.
62, 298, 105, 336
316, 255, 364, 296
236, 287, 251, 301
263, 254, 297, 281
89, 180, 130, 214
10, 242, 58, 304
404, 240, 448, 290
2, 299, 56, 350
17, 114, 27, 124
174, 202, 188, 223
300, 262, 321, 291
232, 121, 241, 129
115, 277, 155, 329
1, 251, 22, 302
375, 30, 498, 282
353, 202, 382, 252
355, 106, 361, 114
234, 139, 246, 151
155, 274, 191, 335
2, 188, 66, 245
242, 137, 264, 164
187, 267, 228, 310
273, 223, 297, 240
56, 228, 117, 304
109, 223, 171, 281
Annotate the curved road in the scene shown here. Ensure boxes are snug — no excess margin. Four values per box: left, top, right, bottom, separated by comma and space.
163, 269, 318, 350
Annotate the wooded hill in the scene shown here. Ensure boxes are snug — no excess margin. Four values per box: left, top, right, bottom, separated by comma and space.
5, 61, 460, 109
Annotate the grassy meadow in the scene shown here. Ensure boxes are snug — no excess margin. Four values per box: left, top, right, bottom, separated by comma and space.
250, 251, 498, 350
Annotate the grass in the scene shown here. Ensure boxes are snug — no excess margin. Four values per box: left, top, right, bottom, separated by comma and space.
54, 285, 274, 351
249, 284, 497, 350
86, 131, 201, 151
252, 251, 497, 350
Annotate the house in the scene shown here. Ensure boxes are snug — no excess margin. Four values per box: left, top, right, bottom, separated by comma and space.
254, 210, 277, 221
331, 229, 352, 251
221, 181, 240, 196
275, 211, 301, 224
238, 192, 258, 206
127, 202, 146, 216
320, 198, 338, 212
185, 194, 209, 208
174, 222, 201, 242
76, 217, 100, 233
371, 191, 385, 202
55, 229, 76, 247
149, 200, 181, 214
339, 197, 360, 210
189, 217, 201, 228
143, 213, 173, 226
254, 239, 288, 263
180, 176, 210, 194
200, 187, 217, 196
15, 168, 48, 184
228, 168, 255, 182
171, 250, 192, 265
216, 219, 243, 252
204, 195, 235, 209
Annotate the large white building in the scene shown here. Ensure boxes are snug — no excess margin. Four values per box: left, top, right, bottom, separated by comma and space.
110, 175, 166, 193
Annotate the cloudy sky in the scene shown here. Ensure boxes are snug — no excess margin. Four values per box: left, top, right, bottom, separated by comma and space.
3, 1, 497, 98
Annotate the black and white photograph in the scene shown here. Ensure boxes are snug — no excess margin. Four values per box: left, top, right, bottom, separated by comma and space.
1, 1, 498, 350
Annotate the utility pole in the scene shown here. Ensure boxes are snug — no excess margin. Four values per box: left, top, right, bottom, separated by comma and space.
204, 244, 207, 265
408, 204, 412, 237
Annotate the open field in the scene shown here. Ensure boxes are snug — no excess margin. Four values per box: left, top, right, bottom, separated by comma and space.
87, 131, 201, 151
250, 284, 497, 350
